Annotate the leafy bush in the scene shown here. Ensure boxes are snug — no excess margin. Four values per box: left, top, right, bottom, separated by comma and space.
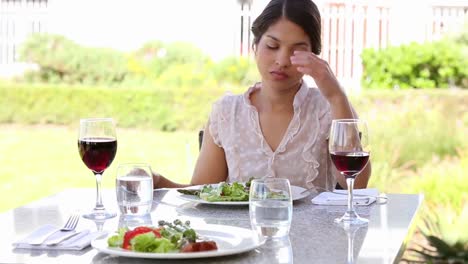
128, 43, 259, 87
361, 40, 468, 89
128, 41, 212, 82
157, 63, 216, 88
211, 56, 259, 86
17, 35, 260, 88
18, 34, 128, 85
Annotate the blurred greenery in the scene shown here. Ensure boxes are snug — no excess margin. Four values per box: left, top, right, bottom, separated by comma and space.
354, 90, 467, 170
405, 201, 468, 263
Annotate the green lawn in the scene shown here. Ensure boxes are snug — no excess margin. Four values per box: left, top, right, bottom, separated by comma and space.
0, 124, 198, 212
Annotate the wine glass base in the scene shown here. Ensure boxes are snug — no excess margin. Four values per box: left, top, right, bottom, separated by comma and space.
334, 211, 369, 227
82, 211, 116, 220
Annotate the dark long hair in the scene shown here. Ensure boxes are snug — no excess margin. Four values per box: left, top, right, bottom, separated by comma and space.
251, 0, 322, 55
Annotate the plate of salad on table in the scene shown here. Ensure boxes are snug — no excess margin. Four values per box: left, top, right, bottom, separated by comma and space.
91, 219, 261, 259
176, 179, 309, 205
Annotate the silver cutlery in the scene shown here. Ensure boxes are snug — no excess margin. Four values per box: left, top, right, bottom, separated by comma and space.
29, 214, 80, 245
46, 230, 86, 246
301, 186, 365, 196
301, 187, 388, 201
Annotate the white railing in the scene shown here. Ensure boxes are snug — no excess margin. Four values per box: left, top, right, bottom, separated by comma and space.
429, 4, 468, 41
317, 1, 393, 90
0, 0, 47, 75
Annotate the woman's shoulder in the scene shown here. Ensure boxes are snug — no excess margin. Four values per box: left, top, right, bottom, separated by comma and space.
210, 91, 247, 121
213, 85, 256, 109
214, 92, 243, 105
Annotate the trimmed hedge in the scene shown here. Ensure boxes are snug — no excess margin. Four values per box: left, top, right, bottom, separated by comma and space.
2, 82, 467, 133
0, 83, 236, 131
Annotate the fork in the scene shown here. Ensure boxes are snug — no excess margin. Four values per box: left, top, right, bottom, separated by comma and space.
301, 186, 388, 201
29, 214, 80, 245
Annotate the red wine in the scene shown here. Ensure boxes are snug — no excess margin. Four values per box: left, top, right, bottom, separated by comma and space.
78, 137, 117, 173
330, 151, 369, 178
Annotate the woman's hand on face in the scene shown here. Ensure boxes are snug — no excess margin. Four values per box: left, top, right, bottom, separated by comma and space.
290, 51, 345, 102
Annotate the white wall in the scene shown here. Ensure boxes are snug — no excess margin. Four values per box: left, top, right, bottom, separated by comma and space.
47, 0, 241, 60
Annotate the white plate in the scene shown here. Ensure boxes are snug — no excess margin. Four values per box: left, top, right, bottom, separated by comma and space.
177, 185, 309, 205
291, 185, 310, 201
91, 225, 261, 259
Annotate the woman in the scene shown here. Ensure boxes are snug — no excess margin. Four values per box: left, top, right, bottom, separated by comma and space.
154, 0, 371, 190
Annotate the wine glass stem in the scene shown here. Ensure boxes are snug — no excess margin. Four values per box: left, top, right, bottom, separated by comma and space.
94, 173, 105, 210
346, 176, 355, 214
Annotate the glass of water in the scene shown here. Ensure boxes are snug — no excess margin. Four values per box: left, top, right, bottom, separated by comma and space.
118, 212, 153, 229
256, 237, 293, 264
116, 163, 154, 216
249, 178, 293, 240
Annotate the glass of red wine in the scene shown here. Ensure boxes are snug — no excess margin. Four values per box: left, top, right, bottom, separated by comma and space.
78, 118, 118, 220
329, 119, 370, 226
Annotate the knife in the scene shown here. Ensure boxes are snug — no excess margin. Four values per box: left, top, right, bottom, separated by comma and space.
45, 230, 88, 246
177, 189, 200, 196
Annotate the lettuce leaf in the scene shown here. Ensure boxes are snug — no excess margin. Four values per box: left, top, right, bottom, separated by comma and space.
107, 227, 127, 248
131, 232, 177, 253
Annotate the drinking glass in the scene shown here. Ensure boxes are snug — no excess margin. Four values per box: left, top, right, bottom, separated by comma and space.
329, 119, 370, 226
256, 236, 293, 264
249, 178, 292, 239
78, 118, 117, 220
116, 163, 154, 216
118, 213, 153, 229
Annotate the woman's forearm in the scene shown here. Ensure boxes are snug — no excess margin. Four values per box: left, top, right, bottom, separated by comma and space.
153, 172, 190, 189
328, 92, 355, 120
354, 162, 371, 188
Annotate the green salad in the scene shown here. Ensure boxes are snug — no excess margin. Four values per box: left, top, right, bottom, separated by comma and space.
177, 178, 288, 202
107, 219, 218, 253
177, 179, 253, 202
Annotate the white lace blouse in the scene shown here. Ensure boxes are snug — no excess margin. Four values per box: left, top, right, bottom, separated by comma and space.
209, 81, 336, 191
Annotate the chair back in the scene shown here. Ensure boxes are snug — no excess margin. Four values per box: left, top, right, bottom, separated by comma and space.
198, 129, 204, 151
